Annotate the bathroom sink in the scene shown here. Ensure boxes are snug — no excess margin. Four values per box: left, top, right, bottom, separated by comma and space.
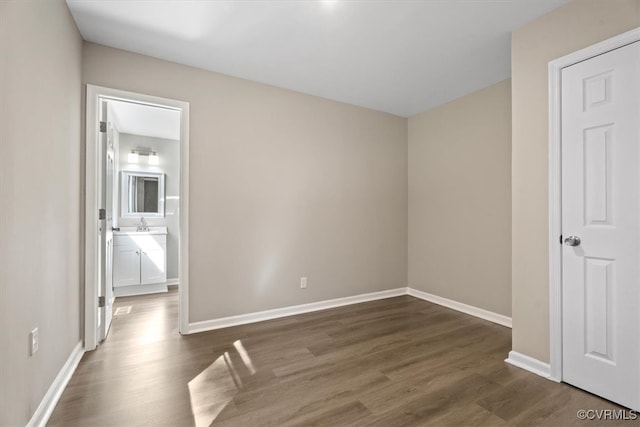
113, 226, 167, 235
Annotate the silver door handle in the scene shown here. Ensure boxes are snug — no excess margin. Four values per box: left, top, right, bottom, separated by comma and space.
564, 236, 581, 247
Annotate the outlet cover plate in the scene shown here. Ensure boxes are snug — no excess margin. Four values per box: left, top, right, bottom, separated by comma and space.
30, 327, 39, 355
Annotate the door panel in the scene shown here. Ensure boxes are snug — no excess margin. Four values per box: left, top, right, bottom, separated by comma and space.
103, 121, 115, 339
561, 41, 640, 410
583, 257, 614, 362
583, 125, 612, 225
114, 245, 140, 286
98, 100, 115, 342
141, 248, 166, 284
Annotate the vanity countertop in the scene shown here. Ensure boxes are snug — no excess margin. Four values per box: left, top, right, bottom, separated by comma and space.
114, 226, 167, 236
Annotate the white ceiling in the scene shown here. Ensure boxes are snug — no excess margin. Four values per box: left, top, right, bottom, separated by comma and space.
108, 100, 181, 140
68, 0, 569, 117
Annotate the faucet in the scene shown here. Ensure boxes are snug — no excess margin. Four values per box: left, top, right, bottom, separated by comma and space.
137, 216, 149, 232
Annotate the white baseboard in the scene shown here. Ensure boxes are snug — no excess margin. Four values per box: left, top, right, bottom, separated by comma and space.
505, 351, 553, 380
406, 288, 512, 328
114, 283, 167, 297
186, 287, 407, 334
187, 287, 514, 334
27, 341, 84, 427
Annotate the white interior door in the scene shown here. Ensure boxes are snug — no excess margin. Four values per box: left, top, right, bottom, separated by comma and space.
98, 101, 115, 342
561, 41, 640, 410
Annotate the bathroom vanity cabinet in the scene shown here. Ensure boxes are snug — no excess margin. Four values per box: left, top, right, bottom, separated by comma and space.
113, 228, 167, 295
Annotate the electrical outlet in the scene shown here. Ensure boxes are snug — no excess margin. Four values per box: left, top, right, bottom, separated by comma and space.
300, 277, 308, 289
30, 327, 39, 356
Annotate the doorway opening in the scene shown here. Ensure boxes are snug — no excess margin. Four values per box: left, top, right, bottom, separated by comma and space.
84, 85, 190, 350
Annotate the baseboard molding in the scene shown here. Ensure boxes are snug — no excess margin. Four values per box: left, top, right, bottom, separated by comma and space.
186, 287, 407, 334
27, 341, 84, 427
505, 351, 553, 380
114, 283, 168, 297
187, 286, 514, 334
406, 288, 512, 328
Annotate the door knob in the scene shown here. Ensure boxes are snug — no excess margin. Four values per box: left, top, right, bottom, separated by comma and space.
564, 236, 581, 247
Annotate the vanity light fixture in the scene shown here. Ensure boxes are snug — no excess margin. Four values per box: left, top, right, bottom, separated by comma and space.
128, 147, 159, 165
127, 150, 139, 164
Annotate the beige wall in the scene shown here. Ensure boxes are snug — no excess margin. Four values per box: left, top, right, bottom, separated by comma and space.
0, 1, 83, 425
82, 43, 408, 322
408, 80, 512, 316
512, 0, 640, 362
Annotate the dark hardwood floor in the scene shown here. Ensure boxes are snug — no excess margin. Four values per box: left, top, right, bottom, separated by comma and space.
48, 289, 631, 426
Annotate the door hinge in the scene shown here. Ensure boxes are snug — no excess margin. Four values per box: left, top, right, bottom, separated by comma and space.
98, 296, 105, 308
559, 234, 563, 244
99, 121, 107, 133
99, 208, 106, 220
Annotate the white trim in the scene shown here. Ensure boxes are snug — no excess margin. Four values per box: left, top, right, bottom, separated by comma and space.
548, 42, 563, 383
114, 283, 168, 297
178, 101, 190, 336
407, 288, 512, 328
186, 288, 407, 334
187, 287, 513, 334
547, 27, 640, 383
113, 278, 179, 298
505, 351, 553, 381
407, 288, 511, 328
84, 85, 100, 351
26, 342, 84, 427
84, 85, 190, 350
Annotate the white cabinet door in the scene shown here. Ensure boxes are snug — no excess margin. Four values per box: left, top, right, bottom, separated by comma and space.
113, 245, 140, 287
140, 246, 166, 285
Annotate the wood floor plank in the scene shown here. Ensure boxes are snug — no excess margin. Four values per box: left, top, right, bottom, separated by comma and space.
48, 289, 632, 426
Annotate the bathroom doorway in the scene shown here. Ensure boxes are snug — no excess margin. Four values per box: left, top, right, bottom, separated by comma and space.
84, 85, 190, 350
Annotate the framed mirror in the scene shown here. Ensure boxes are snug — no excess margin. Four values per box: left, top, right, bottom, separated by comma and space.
120, 171, 165, 218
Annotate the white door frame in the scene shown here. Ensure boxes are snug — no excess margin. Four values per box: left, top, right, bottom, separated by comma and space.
84, 84, 190, 350
548, 27, 640, 382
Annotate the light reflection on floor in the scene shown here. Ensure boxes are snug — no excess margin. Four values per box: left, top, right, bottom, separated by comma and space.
138, 309, 166, 346
234, 339, 257, 375
188, 339, 256, 426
